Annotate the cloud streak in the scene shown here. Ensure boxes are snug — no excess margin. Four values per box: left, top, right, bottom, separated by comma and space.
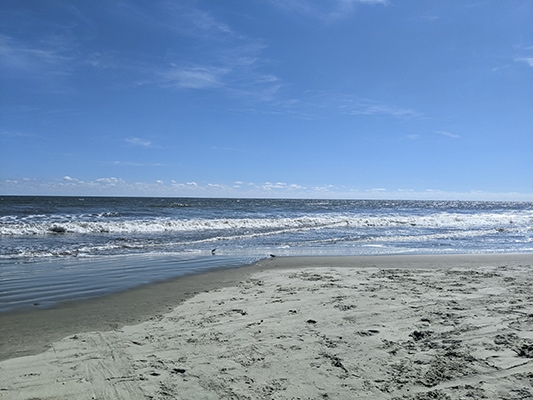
435, 131, 460, 139
108, 161, 166, 167
1, 3, 408, 121
515, 57, 533, 68
0, 34, 72, 75
125, 137, 152, 147
269, 0, 388, 23
158, 65, 229, 89
125, 8, 281, 101
347, 100, 421, 119
282, 92, 423, 120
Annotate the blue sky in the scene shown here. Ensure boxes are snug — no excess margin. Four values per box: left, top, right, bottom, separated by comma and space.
1, 0, 532, 200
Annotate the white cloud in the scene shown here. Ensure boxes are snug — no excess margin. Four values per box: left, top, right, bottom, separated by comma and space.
0, 35, 70, 73
187, 9, 233, 36
348, 101, 421, 119
1, 177, 532, 201
275, 92, 423, 120
262, 182, 287, 190
110, 161, 165, 167
289, 183, 306, 190
269, 0, 387, 23
142, 2, 234, 39
123, 4, 279, 97
415, 15, 440, 21
171, 181, 199, 190
313, 184, 337, 192
87, 52, 117, 69
152, 48, 281, 100
125, 137, 152, 147
435, 130, 460, 138
256, 181, 308, 192
491, 64, 511, 72
515, 57, 533, 68
95, 177, 123, 185
159, 65, 228, 89
271, 0, 389, 24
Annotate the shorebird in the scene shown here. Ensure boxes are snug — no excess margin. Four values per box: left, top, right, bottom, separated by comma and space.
211, 248, 217, 255
270, 254, 276, 258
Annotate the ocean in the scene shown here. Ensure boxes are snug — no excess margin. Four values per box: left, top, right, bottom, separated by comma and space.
1, 196, 532, 312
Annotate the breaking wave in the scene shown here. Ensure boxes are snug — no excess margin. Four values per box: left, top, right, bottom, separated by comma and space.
1, 211, 530, 237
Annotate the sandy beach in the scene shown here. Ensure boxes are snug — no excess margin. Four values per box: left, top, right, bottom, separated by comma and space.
0, 254, 531, 399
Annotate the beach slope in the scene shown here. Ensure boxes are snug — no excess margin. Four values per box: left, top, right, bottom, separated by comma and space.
0, 254, 531, 399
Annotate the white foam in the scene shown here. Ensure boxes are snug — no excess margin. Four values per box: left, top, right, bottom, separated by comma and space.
1, 210, 531, 236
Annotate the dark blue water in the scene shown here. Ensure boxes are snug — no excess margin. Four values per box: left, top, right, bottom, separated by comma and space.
1, 196, 532, 311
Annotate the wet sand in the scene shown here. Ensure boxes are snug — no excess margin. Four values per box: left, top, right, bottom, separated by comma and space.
0, 254, 531, 399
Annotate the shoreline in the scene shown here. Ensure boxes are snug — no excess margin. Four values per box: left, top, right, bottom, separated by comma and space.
1, 253, 530, 361
1, 253, 531, 399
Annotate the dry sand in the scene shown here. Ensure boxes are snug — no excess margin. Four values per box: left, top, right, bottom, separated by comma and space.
0, 254, 531, 399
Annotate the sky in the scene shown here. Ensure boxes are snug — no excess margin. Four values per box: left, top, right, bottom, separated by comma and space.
1, 0, 532, 201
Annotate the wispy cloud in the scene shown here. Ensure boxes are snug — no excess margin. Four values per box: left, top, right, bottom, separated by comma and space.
123, 5, 281, 100
125, 137, 152, 147
0, 129, 38, 139
1, 2, 275, 101
140, 2, 234, 39
435, 130, 460, 138
287, 92, 424, 120
185, 8, 233, 36
491, 64, 511, 72
108, 161, 166, 167
515, 57, 533, 68
149, 49, 283, 104
151, 60, 282, 101
269, 0, 388, 23
0, 34, 72, 75
86, 52, 117, 69
405, 131, 459, 140
414, 15, 440, 21
347, 100, 421, 119
158, 65, 229, 89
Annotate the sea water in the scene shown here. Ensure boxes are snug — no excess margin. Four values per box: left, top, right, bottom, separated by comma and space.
1, 196, 532, 311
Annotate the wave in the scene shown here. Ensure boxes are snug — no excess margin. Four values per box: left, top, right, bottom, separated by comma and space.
1, 211, 530, 237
